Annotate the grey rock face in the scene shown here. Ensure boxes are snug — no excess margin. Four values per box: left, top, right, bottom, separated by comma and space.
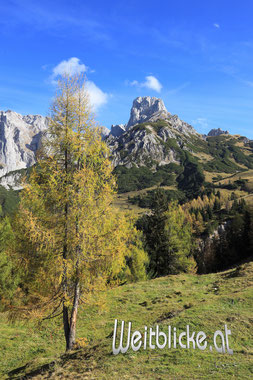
0, 110, 48, 178
107, 96, 200, 168
0, 110, 110, 189
164, 114, 198, 137
109, 129, 179, 169
126, 96, 168, 128
0, 170, 24, 190
108, 118, 199, 169
208, 128, 229, 137
99, 125, 110, 139
110, 124, 126, 137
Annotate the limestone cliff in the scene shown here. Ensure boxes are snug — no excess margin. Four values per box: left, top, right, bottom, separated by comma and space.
0, 110, 48, 177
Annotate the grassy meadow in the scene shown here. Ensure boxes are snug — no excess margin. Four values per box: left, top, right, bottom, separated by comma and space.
1, 260, 252, 379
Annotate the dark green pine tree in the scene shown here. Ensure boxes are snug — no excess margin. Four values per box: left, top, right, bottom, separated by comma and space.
206, 205, 213, 220
177, 154, 205, 199
136, 189, 168, 277
213, 198, 221, 212
136, 189, 194, 277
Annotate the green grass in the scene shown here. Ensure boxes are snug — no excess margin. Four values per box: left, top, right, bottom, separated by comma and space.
0, 315, 64, 378
1, 260, 252, 379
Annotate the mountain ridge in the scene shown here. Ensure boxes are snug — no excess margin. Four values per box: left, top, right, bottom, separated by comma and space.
0, 98, 252, 193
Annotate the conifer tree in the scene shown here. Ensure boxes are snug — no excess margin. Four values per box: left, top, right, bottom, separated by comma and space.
9, 74, 146, 350
137, 193, 195, 276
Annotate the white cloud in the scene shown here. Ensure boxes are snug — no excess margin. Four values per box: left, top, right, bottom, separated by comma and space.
52, 57, 88, 78
213, 23, 220, 29
191, 118, 209, 132
144, 76, 162, 92
85, 81, 108, 110
50, 58, 108, 110
130, 75, 162, 93
130, 80, 138, 86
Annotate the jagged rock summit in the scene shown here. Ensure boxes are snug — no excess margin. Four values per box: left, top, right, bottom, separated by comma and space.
110, 124, 126, 137
108, 96, 181, 138
107, 96, 199, 168
208, 128, 229, 137
126, 96, 169, 129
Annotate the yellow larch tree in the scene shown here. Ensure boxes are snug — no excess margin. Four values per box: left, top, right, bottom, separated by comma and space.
9, 74, 147, 350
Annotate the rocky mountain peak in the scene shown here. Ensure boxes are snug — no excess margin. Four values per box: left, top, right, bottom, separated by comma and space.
110, 124, 126, 137
126, 96, 169, 129
107, 96, 200, 169
208, 128, 229, 137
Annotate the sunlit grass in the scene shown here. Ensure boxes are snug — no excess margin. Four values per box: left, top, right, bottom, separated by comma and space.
0, 261, 252, 379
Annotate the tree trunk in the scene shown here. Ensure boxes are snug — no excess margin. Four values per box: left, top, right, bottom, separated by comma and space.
63, 304, 70, 350
64, 281, 80, 351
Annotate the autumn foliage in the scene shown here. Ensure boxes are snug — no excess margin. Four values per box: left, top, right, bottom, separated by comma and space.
5, 74, 147, 350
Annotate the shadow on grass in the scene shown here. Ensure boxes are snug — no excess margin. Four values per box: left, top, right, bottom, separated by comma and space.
7, 344, 102, 380
8, 360, 56, 379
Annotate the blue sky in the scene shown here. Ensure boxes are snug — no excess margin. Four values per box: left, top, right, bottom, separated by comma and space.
0, 0, 253, 137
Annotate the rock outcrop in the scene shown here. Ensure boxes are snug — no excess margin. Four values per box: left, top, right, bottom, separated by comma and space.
126, 96, 168, 129
0, 170, 25, 190
0, 110, 48, 178
208, 128, 229, 137
110, 124, 126, 137
0, 110, 110, 189
107, 96, 199, 168
99, 126, 110, 139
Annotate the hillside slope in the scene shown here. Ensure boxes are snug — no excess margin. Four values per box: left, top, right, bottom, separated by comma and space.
2, 260, 252, 379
